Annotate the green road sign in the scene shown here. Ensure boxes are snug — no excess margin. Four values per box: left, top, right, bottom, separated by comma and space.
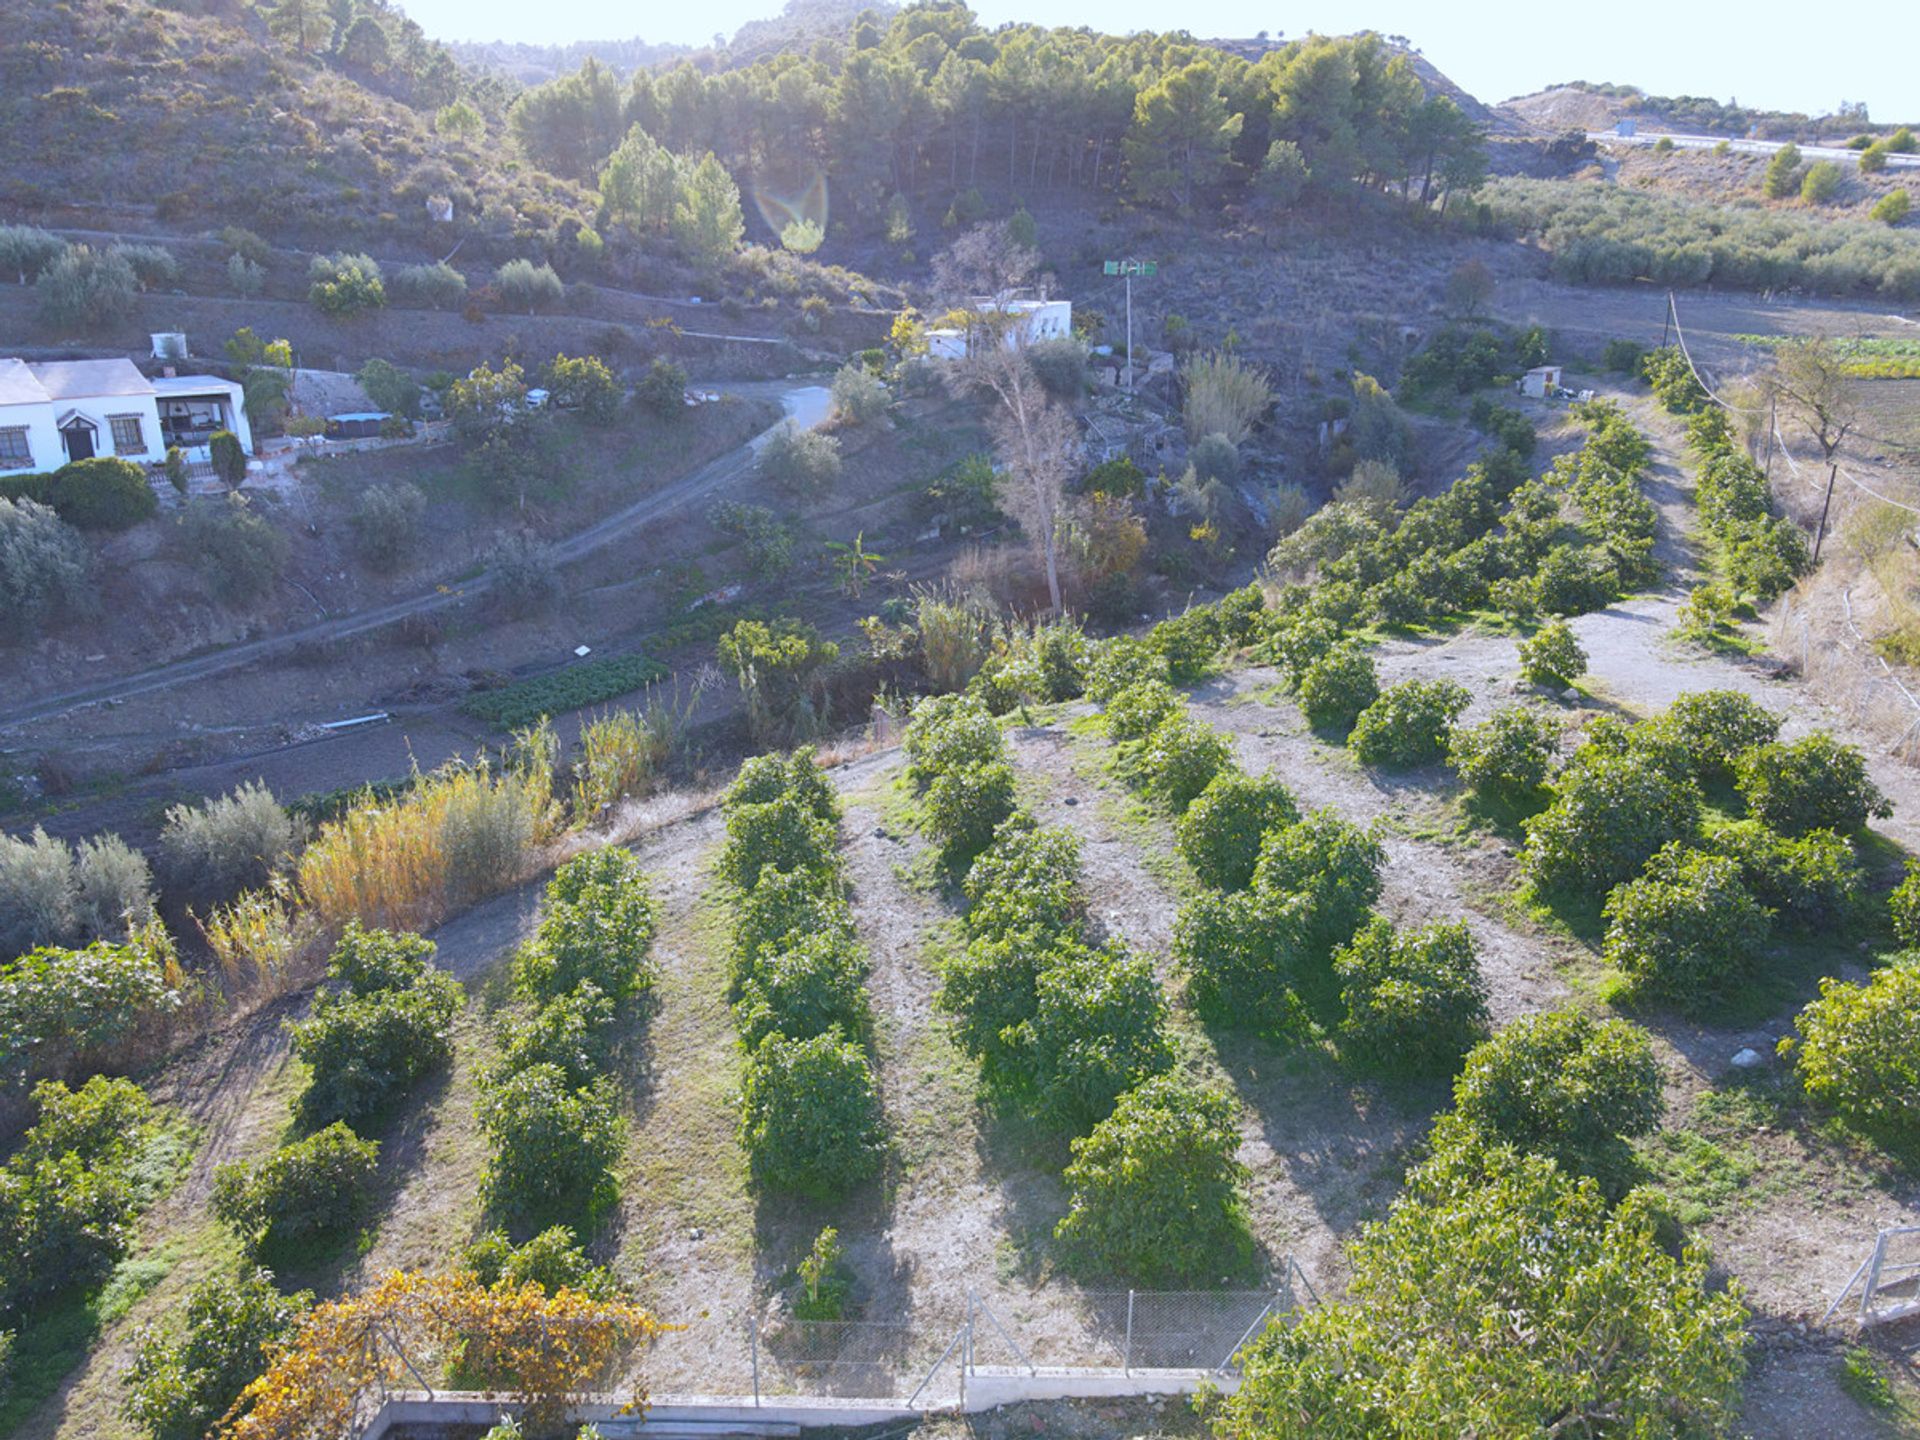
1102, 259, 1157, 277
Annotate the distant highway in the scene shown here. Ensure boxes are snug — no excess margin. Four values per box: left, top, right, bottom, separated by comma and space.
1590, 130, 1920, 169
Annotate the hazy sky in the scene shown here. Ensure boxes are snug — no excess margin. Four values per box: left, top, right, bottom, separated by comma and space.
413, 0, 1916, 120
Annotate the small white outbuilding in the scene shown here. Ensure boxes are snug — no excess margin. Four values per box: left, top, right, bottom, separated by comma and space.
1518, 364, 1564, 399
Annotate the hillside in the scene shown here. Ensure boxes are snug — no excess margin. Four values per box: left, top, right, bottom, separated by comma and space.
1502, 80, 1917, 142
0, 0, 591, 253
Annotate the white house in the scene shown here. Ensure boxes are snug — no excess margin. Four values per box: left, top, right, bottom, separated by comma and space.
925, 298, 1074, 361
1518, 364, 1564, 399
0, 357, 252, 476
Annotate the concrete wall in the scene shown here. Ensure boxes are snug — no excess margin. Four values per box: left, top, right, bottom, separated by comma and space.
354, 1371, 1235, 1436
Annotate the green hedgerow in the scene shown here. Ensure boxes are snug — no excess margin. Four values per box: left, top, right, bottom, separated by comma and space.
1335, 917, 1489, 1077
1349, 680, 1471, 768
211, 1123, 379, 1255
1176, 769, 1300, 891
479, 1065, 624, 1225
1014, 940, 1173, 1131
1173, 888, 1311, 1031
963, 817, 1084, 942
1084, 634, 1168, 702
1893, 861, 1920, 949
925, 758, 1018, 865
1601, 843, 1770, 1006
904, 693, 1006, 789
512, 848, 658, 1004
732, 929, 869, 1049
1055, 1074, 1252, 1285
1253, 810, 1385, 958
739, 1030, 885, 1200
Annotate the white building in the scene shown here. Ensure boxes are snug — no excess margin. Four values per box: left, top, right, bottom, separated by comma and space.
1518, 364, 1564, 399
925, 298, 1075, 361
0, 357, 252, 476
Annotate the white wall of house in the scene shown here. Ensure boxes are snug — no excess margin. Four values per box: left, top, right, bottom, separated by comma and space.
0, 400, 64, 478
57, 393, 167, 467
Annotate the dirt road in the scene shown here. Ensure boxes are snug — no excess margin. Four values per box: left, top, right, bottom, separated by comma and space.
0, 380, 829, 734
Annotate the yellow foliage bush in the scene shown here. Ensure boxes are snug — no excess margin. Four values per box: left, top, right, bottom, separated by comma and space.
221, 1269, 663, 1439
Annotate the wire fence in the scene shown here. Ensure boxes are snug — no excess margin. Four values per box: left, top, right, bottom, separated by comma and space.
636, 1270, 1311, 1406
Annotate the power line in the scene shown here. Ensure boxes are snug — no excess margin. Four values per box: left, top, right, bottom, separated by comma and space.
1664, 291, 1769, 416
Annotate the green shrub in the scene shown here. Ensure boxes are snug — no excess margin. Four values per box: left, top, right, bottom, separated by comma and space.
159, 782, 301, 899
496, 985, 616, 1087
512, 849, 658, 1004
1710, 821, 1859, 932
182, 495, 289, 604
1734, 733, 1890, 836
211, 1122, 379, 1254
1084, 634, 1167, 701
124, 1267, 309, 1440
289, 925, 462, 1127
1176, 769, 1300, 891
1174, 888, 1310, 1030
49, 458, 156, 531
731, 865, 852, 980
1529, 544, 1619, 616
1872, 190, 1912, 225
1664, 690, 1782, 782
1786, 959, 1920, 1142
905, 693, 1006, 786
1520, 747, 1700, 894
924, 758, 1017, 864
0, 1150, 137, 1310
1350, 680, 1470, 767
1517, 620, 1586, 690
0, 497, 90, 636
113, 243, 180, 291
1103, 678, 1182, 742
1451, 1010, 1663, 1186
760, 426, 841, 497
1015, 940, 1172, 1131
725, 746, 839, 820
719, 791, 838, 894
1151, 607, 1221, 683
209, 429, 247, 487
1055, 1074, 1250, 1284
963, 818, 1083, 942
733, 930, 869, 1048
493, 259, 564, 313
1762, 143, 1803, 199
1449, 706, 1558, 805
349, 481, 427, 571
37, 245, 138, 330
1601, 844, 1769, 1005
16, 1074, 153, 1168
830, 362, 889, 424
1297, 645, 1380, 731
0, 224, 64, 284
388, 261, 468, 309
1893, 861, 1920, 948
937, 928, 1052, 1090
1800, 160, 1843, 204
307, 251, 385, 315
739, 1030, 885, 1200
1132, 713, 1235, 812
1220, 1131, 1748, 1439
462, 1224, 617, 1298
1335, 918, 1489, 1076
0, 932, 177, 1084
635, 358, 689, 416
1253, 810, 1385, 957
479, 1065, 623, 1223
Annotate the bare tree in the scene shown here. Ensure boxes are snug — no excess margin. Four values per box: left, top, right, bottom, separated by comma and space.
951, 343, 1077, 613
930, 221, 1040, 311
1772, 337, 1858, 560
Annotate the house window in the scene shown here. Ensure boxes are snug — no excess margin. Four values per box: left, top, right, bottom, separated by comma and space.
0, 428, 30, 469
109, 414, 145, 454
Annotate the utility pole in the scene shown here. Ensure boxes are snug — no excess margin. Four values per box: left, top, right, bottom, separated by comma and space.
1660, 291, 1672, 350
1103, 258, 1157, 390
